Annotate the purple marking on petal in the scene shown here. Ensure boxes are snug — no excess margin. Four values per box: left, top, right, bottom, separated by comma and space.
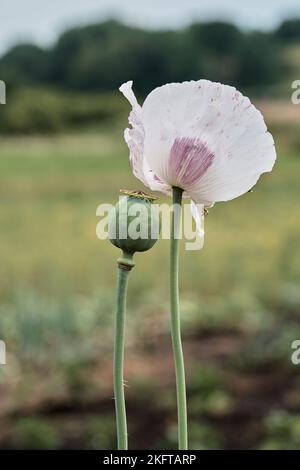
153, 173, 164, 182
169, 137, 214, 187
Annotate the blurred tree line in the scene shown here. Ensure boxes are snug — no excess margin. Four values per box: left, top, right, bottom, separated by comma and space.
0, 19, 298, 133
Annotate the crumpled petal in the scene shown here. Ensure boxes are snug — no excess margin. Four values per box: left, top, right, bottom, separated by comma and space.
139, 80, 276, 204
119, 81, 170, 194
119, 81, 147, 186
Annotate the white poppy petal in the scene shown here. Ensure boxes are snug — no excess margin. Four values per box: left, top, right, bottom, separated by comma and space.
119, 81, 141, 111
140, 80, 276, 203
120, 81, 170, 194
119, 81, 147, 186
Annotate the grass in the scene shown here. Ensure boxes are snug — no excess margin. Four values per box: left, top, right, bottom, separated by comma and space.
0, 125, 299, 300
0, 117, 300, 449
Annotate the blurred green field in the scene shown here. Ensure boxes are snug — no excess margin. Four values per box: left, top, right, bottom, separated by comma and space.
1, 115, 300, 449
1, 121, 300, 299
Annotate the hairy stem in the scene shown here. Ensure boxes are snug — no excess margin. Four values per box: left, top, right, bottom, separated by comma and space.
114, 252, 134, 449
170, 186, 188, 450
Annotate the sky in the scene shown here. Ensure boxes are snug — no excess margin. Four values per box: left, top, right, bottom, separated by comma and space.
1, 0, 300, 54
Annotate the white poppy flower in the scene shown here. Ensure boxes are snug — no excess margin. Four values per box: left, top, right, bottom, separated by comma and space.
119, 80, 276, 238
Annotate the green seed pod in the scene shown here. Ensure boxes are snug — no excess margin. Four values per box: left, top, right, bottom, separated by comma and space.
108, 190, 160, 268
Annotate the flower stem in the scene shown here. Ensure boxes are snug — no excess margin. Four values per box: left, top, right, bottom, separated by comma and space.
114, 251, 134, 450
170, 186, 188, 450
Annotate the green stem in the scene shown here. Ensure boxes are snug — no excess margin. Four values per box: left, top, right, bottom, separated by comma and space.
170, 186, 188, 450
114, 251, 134, 450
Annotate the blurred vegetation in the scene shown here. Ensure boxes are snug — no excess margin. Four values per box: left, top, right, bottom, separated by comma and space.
14, 417, 60, 450
0, 117, 299, 448
0, 88, 127, 134
0, 16, 300, 450
0, 19, 299, 134
276, 19, 300, 43
0, 20, 285, 93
